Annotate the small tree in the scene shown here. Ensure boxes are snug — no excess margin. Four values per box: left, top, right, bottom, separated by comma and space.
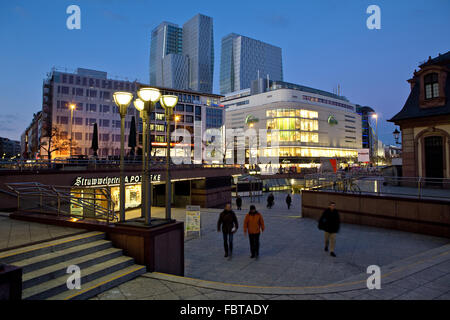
40, 126, 72, 161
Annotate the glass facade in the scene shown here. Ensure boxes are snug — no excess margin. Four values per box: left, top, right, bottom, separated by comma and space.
149, 22, 183, 87
150, 15, 214, 92
220, 33, 283, 94
266, 108, 319, 143
183, 14, 214, 93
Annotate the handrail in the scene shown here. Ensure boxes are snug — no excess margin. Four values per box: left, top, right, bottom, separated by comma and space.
6, 182, 117, 223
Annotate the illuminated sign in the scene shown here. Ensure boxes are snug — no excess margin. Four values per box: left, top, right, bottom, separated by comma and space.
327, 115, 338, 126
72, 174, 161, 187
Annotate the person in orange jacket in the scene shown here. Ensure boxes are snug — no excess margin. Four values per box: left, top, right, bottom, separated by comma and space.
243, 205, 265, 258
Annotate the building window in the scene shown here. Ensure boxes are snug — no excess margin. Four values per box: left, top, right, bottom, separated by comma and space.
61, 86, 69, 94
424, 73, 439, 99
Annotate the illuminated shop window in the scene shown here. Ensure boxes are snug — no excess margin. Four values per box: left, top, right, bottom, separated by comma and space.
266, 109, 318, 119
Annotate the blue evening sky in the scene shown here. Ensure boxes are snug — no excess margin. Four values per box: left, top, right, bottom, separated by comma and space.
0, 0, 449, 145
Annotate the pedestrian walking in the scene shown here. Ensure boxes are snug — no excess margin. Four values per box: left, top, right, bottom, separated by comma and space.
236, 195, 242, 210
243, 205, 265, 258
267, 193, 274, 209
318, 201, 341, 257
286, 193, 292, 209
217, 203, 239, 258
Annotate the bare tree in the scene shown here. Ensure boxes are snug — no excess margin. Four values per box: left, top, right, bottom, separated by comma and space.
40, 126, 74, 161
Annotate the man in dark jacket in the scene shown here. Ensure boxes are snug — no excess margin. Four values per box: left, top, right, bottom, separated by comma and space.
267, 193, 275, 209
286, 193, 292, 209
217, 203, 239, 258
236, 195, 242, 210
318, 201, 341, 257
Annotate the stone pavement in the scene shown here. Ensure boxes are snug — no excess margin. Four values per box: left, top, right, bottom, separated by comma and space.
95, 192, 450, 300
0, 212, 82, 251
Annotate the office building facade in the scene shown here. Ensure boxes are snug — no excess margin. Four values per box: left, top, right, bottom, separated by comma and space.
22, 67, 224, 160
149, 14, 214, 93
149, 22, 186, 89
220, 33, 283, 95
0, 137, 21, 158
356, 105, 377, 160
223, 80, 362, 170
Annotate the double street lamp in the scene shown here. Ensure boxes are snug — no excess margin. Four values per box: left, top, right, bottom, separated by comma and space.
113, 88, 177, 223
133, 88, 161, 225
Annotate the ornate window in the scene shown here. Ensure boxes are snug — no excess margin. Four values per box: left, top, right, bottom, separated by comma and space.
424, 73, 439, 99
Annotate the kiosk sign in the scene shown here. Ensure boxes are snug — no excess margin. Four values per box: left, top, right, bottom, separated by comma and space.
185, 205, 201, 237
357, 149, 370, 163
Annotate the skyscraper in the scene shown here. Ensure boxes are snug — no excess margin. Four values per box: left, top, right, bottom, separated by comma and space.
149, 22, 186, 89
149, 14, 214, 93
220, 33, 283, 95
182, 14, 214, 93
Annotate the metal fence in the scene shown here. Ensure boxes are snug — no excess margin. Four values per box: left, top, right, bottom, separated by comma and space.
6, 182, 117, 223
302, 173, 450, 201
0, 159, 244, 172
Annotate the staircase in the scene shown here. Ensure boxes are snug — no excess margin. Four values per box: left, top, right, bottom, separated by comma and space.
0, 231, 146, 300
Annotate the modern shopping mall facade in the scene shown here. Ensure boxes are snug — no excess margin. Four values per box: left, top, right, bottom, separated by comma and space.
223, 80, 362, 170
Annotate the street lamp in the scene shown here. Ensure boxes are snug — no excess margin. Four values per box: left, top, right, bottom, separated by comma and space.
393, 128, 401, 144
160, 94, 178, 220
113, 91, 133, 222
135, 87, 161, 225
69, 103, 76, 158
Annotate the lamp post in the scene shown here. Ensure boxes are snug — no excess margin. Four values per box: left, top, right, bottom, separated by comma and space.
160, 95, 178, 220
113, 91, 133, 222
135, 87, 161, 225
393, 128, 401, 145
69, 103, 76, 158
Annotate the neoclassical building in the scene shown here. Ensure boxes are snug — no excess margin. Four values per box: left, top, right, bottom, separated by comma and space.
390, 51, 450, 178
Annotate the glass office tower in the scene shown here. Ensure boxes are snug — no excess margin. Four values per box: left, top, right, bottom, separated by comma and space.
183, 14, 214, 93
220, 33, 283, 95
149, 22, 185, 88
149, 14, 214, 93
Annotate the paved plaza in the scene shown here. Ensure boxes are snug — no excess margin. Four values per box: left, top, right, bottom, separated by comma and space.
96, 192, 450, 300
0, 212, 81, 251
1, 192, 449, 300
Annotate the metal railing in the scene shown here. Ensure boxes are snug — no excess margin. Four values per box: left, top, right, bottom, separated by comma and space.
6, 182, 117, 223
302, 173, 450, 201
0, 159, 245, 172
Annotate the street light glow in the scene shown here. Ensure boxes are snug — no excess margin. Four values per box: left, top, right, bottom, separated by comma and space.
160, 95, 178, 109
137, 87, 161, 103
133, 98, 145, 111
372, 113, 378, 119
113, 91, 133, 108
69, 103, 76, 110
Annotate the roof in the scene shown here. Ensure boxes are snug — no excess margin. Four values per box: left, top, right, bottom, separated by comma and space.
389, 51, 450, 123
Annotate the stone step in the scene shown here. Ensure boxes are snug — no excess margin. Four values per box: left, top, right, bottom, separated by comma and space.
22, 247, 123, 289
0, 231, 105, 264
12, 240, 113, 273
23, 255, 135, 300
50, 264, 147, 300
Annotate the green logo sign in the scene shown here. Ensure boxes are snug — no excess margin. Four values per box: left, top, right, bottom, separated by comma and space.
328, 115, 338, 126
245, 115, 259, 125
